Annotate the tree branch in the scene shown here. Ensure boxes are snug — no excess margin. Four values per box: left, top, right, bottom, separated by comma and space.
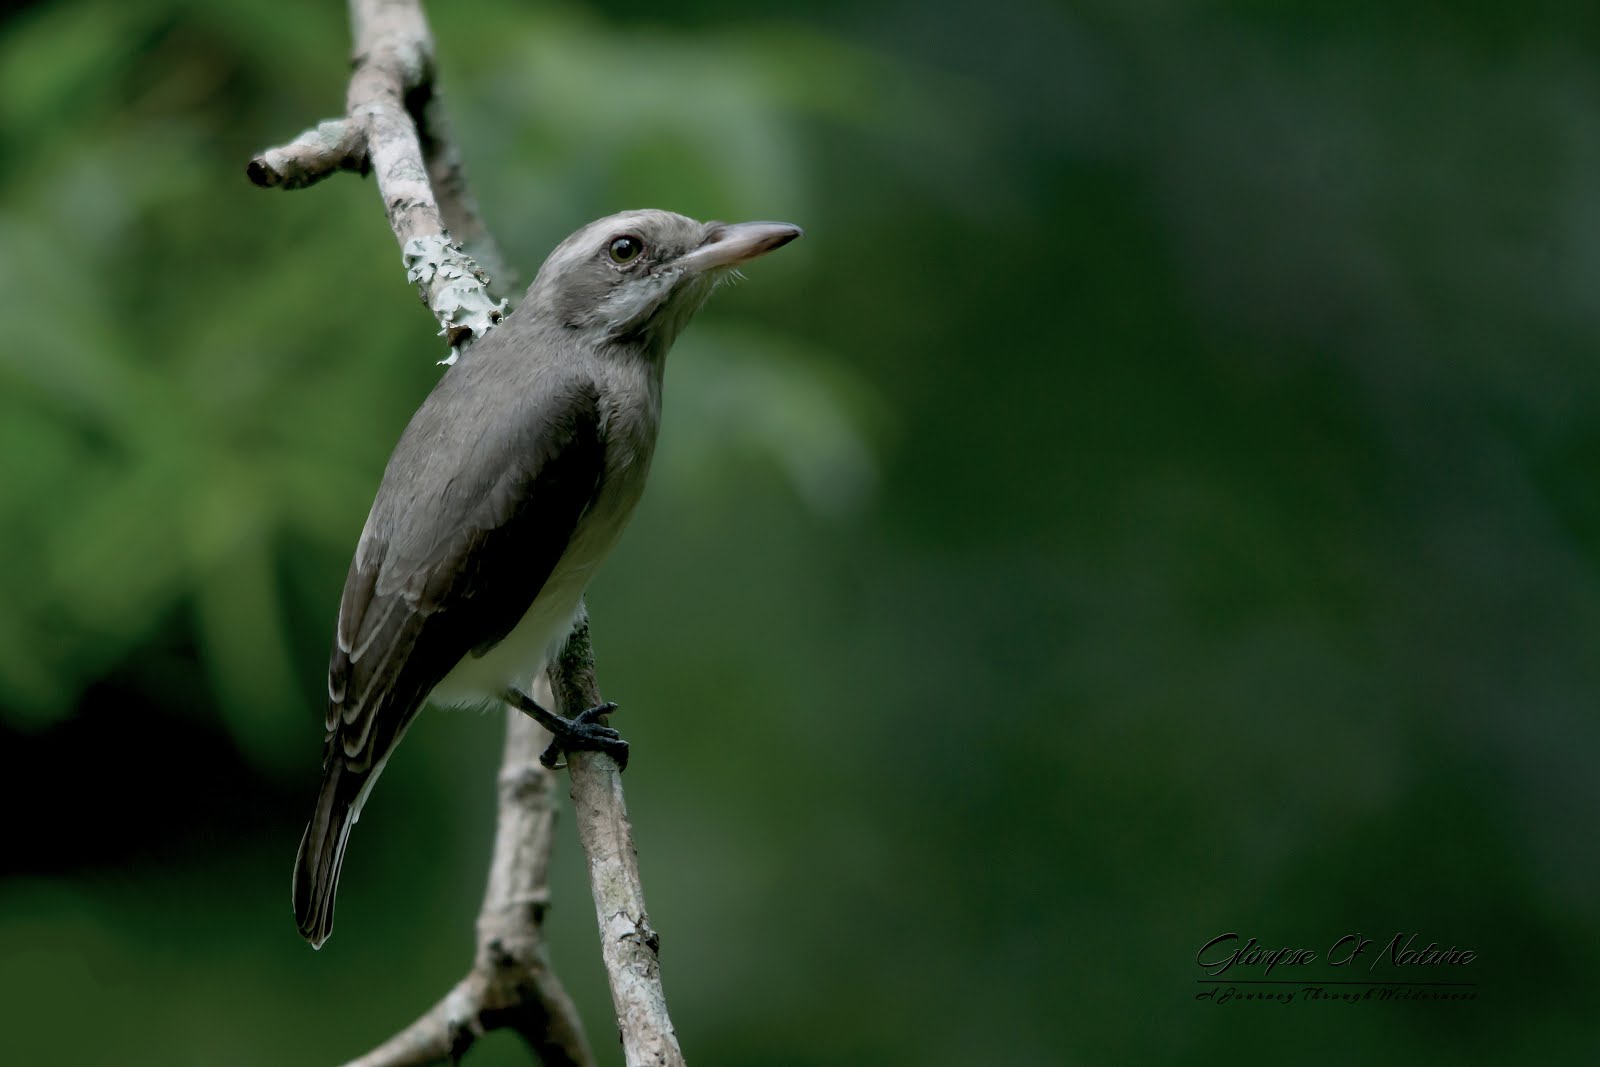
248, 1, 684, 1064
340, 709, 594, 1067
410, 81, 517, 298
245, 118, 367, 190
248, 0, 505, 358
549, 615, 686, 1067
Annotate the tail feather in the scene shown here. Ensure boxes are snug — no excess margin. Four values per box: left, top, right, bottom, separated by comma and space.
292, 759, 366, 949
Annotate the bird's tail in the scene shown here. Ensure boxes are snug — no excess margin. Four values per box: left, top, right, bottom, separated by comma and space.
292, 757, 367, 949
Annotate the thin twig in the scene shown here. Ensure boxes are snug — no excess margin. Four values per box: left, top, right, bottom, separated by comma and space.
245, 118, 367, 190
548, 614, 686, 1067
411, 81, 517, 298
249, 0, 505, 357
341, 710, 594, 1067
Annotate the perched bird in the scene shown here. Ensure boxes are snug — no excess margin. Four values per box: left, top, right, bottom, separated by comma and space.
293, 210, 802, 948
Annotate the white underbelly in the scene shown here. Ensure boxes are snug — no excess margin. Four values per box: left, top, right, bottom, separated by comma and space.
428, 570, 590, 707
426, 432, 650, 710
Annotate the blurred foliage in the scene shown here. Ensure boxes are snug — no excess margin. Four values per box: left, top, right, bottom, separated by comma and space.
2, 0, 1598, 1064
0, 0, 908, 753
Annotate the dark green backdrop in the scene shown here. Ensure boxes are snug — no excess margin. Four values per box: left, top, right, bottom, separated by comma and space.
2, 1, 1596, 1063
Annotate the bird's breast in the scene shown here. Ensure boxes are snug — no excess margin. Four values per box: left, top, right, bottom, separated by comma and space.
428, 387, 659, 709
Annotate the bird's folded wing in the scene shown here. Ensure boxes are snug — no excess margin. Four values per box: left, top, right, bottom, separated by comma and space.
326, 377, 606, 774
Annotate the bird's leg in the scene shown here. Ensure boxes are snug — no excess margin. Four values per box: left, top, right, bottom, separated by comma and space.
502, 688, 629, 771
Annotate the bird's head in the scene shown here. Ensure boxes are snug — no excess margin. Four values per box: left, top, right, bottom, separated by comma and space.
527, 209, 802, 354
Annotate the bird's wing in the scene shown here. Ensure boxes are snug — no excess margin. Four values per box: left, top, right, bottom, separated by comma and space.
326, 375, 606, 774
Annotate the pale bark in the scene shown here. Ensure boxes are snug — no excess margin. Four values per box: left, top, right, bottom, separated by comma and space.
550, 617, 686, 1067
249, 0, 505, 358
341, 709, 593, 1067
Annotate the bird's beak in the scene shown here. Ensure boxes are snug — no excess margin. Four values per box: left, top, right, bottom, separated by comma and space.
675, 221, 803, 274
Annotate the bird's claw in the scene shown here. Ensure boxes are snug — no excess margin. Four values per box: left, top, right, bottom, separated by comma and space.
538, 701, 629, 771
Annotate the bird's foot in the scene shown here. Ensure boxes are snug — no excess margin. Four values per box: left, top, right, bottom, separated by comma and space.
502, 689, 629, 771
539, 702, 628, 771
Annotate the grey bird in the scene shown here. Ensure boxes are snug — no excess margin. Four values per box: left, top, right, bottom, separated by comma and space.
292, 209, 801, 948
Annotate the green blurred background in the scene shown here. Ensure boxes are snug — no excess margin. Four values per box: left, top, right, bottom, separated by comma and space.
2, 0, 1597, 1063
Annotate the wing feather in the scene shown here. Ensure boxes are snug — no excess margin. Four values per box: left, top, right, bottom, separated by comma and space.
326, 373, 606, 775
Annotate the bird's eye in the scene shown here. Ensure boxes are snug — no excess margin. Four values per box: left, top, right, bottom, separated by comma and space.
608, 235, 645, 264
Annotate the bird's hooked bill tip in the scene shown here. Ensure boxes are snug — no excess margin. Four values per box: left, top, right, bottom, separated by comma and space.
676, 221, 803, 273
